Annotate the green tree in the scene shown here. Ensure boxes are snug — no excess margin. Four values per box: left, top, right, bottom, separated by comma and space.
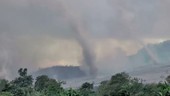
80, 82, 93, 90
166, 75, 170, 84
9, 68, 33, 96
0, 79, 10, 92
97, 72, 131, 96
34, 75, 64, 96
11, 68, 33, 87
34, 75, 49, 91
44, 79, 63, 96
0, 92, 13, 96
79, 82, 96, 96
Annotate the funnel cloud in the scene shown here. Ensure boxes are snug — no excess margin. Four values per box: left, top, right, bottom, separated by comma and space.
0, 0, 170, 79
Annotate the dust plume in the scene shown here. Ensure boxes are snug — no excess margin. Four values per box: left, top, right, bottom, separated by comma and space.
59, 0, 97, 76
0, 0, 170, 79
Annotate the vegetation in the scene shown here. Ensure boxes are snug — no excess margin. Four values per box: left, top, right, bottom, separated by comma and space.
1, 68, 170, 96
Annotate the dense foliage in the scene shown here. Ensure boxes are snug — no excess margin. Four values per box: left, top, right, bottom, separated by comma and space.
1, 68, 170, 96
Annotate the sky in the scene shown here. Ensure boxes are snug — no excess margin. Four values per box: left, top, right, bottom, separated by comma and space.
0, 0, 170, 79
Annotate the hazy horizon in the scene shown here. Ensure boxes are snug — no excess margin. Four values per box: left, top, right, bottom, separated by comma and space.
0, 0, 170, 79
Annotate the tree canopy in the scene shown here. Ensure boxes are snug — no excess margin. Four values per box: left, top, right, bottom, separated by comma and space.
1, 68, 170, 96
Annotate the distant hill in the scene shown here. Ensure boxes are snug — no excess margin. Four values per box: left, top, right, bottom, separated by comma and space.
32, 40, 170, 83
129, 40, 170, 66
128, 40, 170, 82
32, 66, 86, 80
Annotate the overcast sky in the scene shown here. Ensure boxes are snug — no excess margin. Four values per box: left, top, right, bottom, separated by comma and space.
0, 0, 170, 79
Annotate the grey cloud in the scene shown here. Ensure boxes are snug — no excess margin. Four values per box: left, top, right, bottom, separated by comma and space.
0, 0, 170, 78
0, 0, 169, 38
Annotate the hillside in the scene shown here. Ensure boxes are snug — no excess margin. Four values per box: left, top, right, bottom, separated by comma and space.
129, 40, 170, 66
33, 66, 86, 80
33, 40, 170, 83
128, 40, 170, 82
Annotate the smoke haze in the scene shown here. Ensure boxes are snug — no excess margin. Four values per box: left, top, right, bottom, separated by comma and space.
0, 0, 170, 79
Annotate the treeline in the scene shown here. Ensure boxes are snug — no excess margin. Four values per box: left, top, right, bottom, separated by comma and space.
1, 68, 170, 96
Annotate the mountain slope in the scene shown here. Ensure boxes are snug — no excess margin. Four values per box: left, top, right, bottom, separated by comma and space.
33, 66, 86, 80
129, 40, 170, 66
